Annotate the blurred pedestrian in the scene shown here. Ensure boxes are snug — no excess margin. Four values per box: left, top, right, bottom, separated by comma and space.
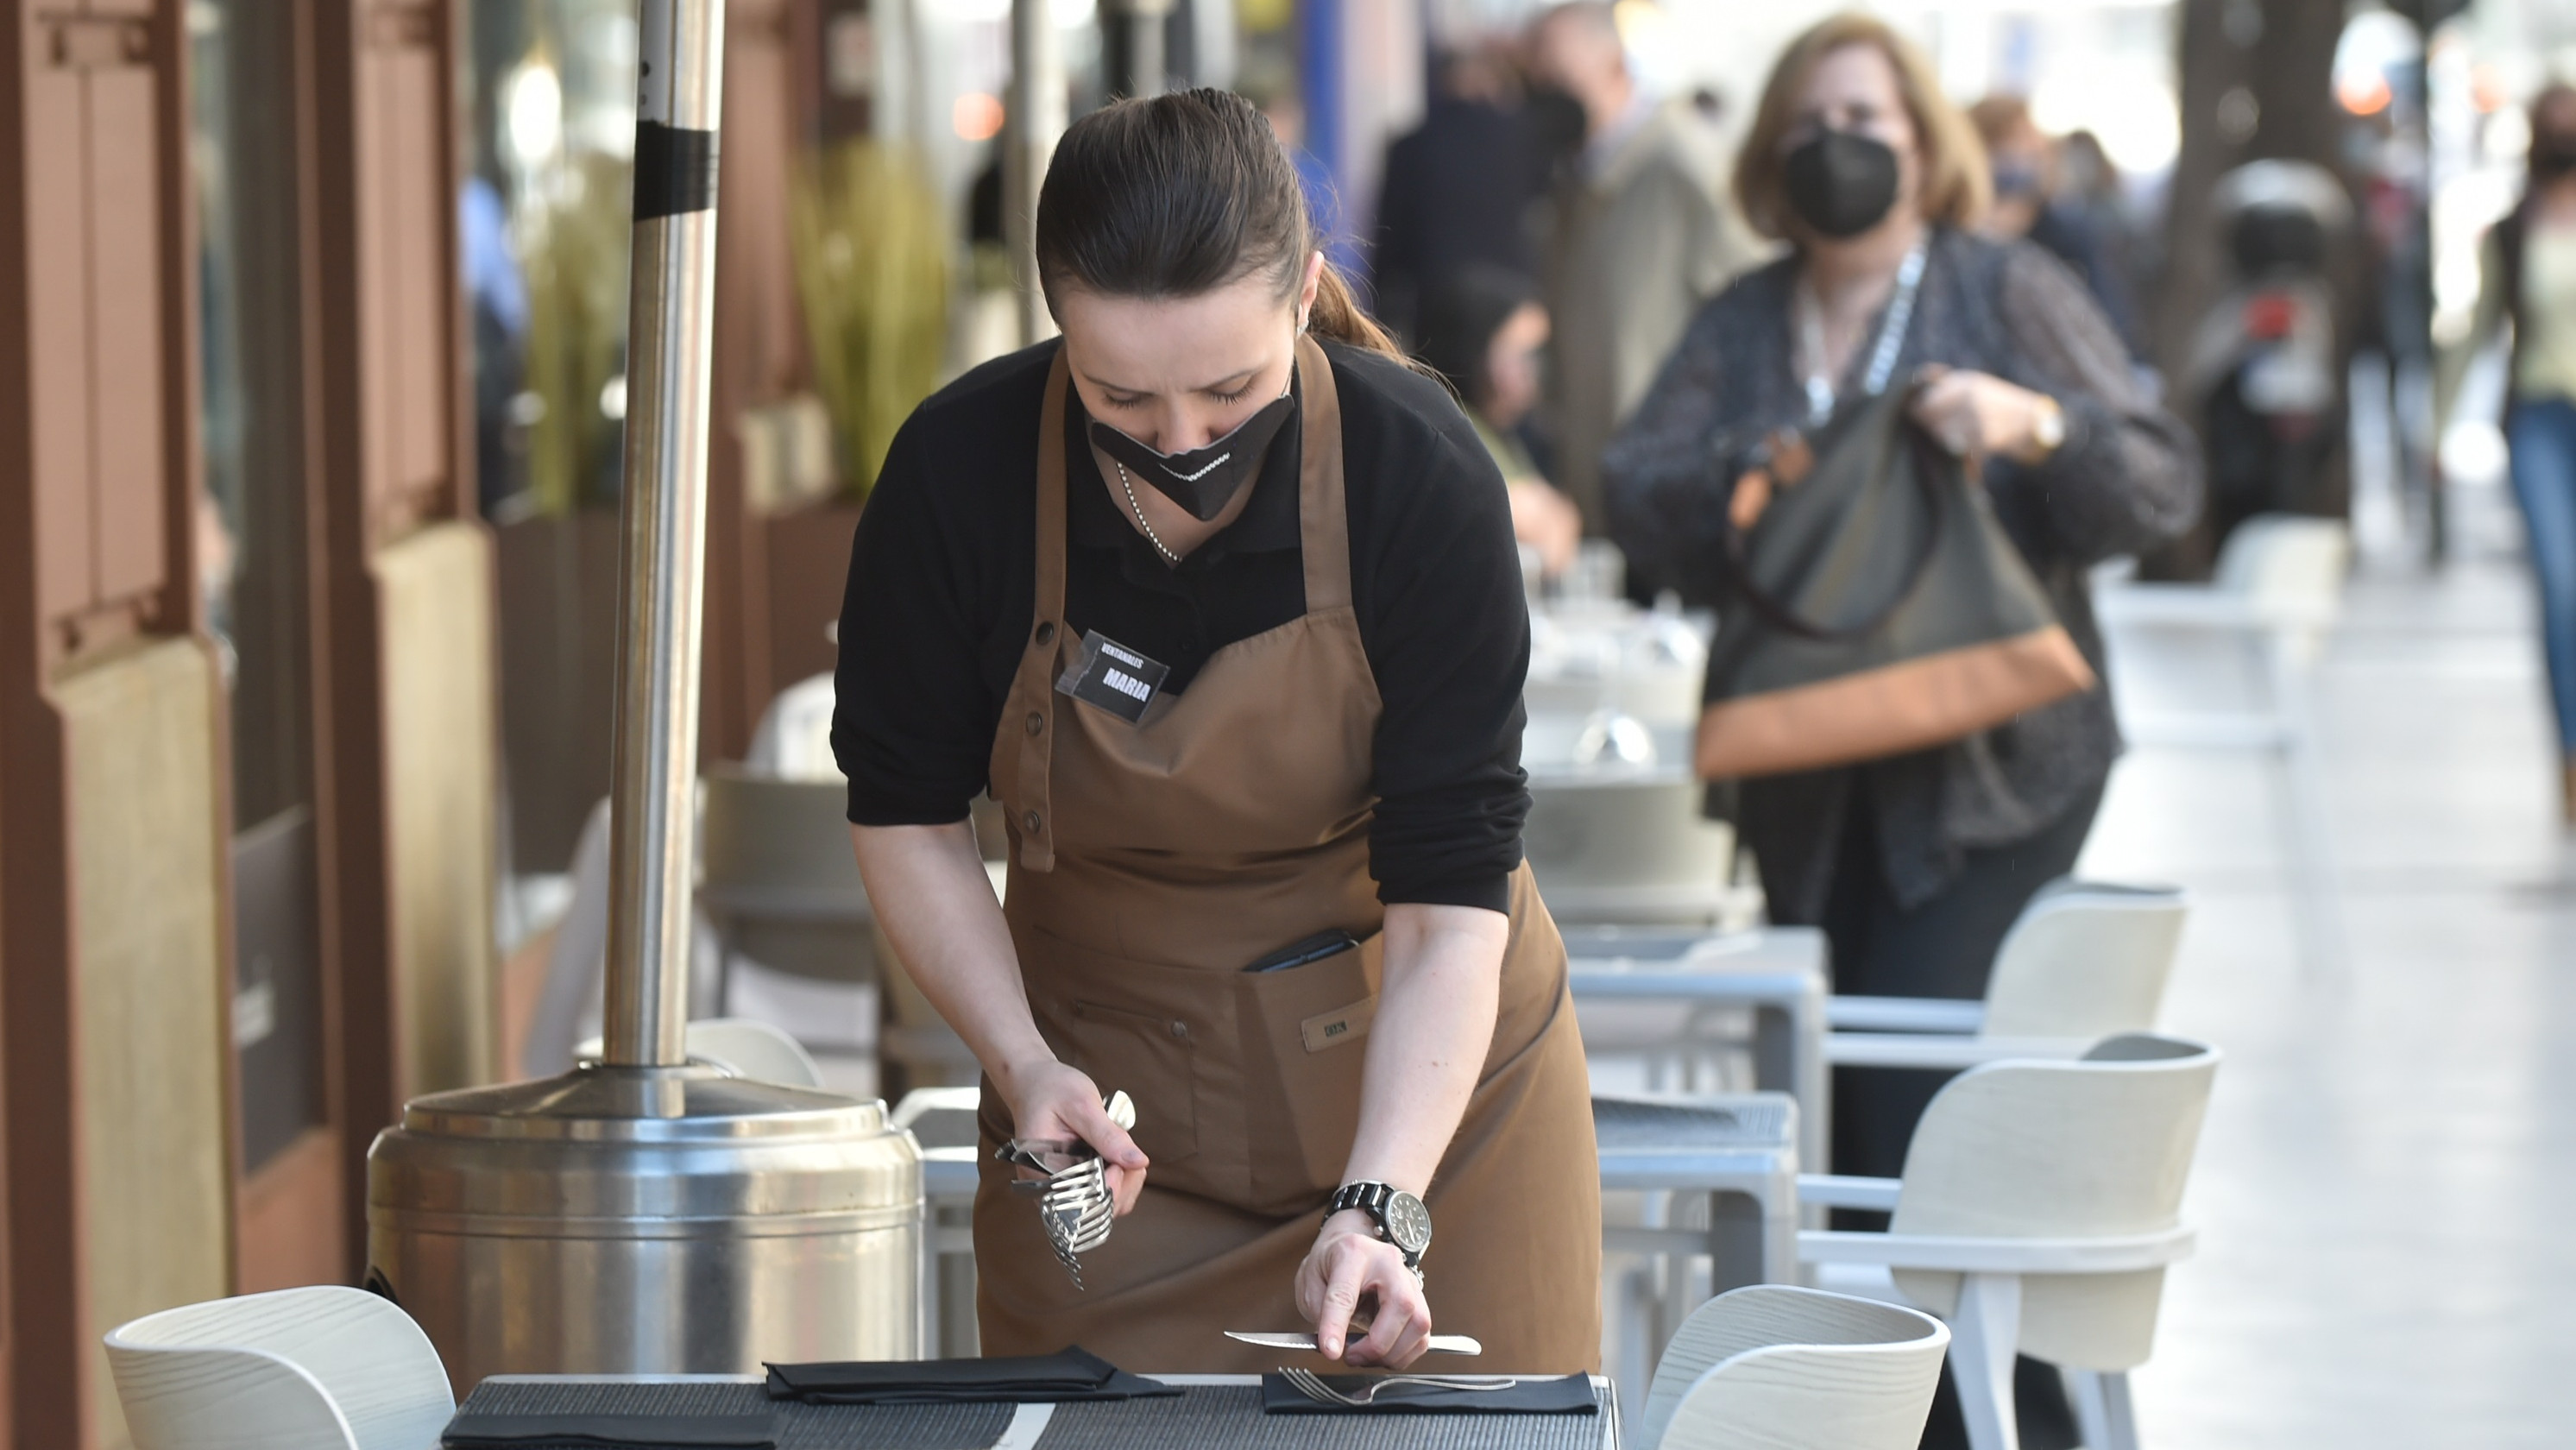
1371, 48, 1546, 346
1601, 19, 2201, 1442
2442, 83, 2576, 825
1968, 96, 2143, 357
1414, 265, 1584, 577
1526, 0, 1760, 536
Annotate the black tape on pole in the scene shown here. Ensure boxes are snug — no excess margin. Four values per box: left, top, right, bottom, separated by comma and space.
633, 121, 719, 220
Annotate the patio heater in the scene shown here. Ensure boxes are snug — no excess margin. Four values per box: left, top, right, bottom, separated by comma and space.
366, 0, 922, 1389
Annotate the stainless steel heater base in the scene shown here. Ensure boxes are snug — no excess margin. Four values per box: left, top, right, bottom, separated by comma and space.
368, 1062, 923, 1391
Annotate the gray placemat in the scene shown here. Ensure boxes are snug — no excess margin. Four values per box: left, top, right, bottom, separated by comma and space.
1591, 1095, 1792, 1149
1034, 1385, 1603, 1450
450, 1379, 1012, 1450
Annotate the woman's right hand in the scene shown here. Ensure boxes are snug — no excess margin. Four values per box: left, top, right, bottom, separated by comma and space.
998, 1056, 1151, 1214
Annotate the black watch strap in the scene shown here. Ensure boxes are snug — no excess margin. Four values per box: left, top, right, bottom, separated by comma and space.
1327, 1181, 1388, 1222
1326, 1182, 1427, 1270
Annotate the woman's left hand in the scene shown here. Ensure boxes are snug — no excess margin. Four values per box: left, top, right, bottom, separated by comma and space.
1296, 1210, 1433, 1368
1910, 366, 2060, 463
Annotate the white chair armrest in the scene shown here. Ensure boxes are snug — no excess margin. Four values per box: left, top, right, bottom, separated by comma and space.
2092, 588, 2261, 631
2094, 585, 2335, 634
891, 1086, 982, 1129
1796, 1175, 1903, 1211
1798, 1224, 2195, 1274
921, 1147, 981, 1203
1824, 997, 1985, 1033
2115, 711, 2296, 750
1823, 1034, 2095, 1070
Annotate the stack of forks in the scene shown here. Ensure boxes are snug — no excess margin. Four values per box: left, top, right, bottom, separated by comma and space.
997, 1089, 1136, 1289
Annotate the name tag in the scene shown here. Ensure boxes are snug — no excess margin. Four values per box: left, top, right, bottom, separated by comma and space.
1299, 997, 1376, 1054
1057, 632, 1169, 725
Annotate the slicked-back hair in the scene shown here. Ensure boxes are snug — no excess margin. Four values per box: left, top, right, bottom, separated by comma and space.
1035, 87, 1403, 359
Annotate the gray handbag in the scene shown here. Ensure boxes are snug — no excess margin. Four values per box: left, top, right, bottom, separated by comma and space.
1695, 383, 2095, 781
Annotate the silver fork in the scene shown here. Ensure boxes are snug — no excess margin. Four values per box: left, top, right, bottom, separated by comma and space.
1000, 1091, 1134, 1289
1278, 1367, 1519, 1406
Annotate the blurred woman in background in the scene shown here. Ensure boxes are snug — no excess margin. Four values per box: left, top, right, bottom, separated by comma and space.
1968, 95, 2142, 357
1602, 17, 2201, 1444
1414, 265, 1584, 578
2442, 83, 2576, 825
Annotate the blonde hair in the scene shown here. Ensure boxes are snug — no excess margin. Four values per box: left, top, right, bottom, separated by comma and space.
1733, 13, 1990, 242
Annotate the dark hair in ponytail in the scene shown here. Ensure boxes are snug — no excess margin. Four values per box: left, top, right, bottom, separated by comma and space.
1035, 87, 1407, 361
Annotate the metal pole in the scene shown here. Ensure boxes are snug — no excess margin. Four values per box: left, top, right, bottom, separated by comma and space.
1006, 0, 1066, 345
603, 0, 727, 1068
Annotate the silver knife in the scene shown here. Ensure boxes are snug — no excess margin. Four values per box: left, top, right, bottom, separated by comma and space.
1226, 1331, 1484, 1356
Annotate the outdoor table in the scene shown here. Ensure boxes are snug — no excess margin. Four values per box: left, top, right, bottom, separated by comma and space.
1565, 926, 1830, 1168
449, 1373, 1624, 1449
1594, 1093, 1800, 1293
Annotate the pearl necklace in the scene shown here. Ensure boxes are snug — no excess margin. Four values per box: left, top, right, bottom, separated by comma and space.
1112, 458, 1182, 565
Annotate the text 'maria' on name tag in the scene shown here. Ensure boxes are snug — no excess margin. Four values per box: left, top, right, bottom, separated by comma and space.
1055, 631, 1171, 725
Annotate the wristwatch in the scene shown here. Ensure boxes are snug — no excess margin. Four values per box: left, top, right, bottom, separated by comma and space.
1327, 1182, 1433, 1272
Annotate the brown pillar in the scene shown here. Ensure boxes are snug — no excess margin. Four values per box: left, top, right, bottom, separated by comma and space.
305, 0, 488, 1265
0, 3, 222, 1445
699, 0, 809, 764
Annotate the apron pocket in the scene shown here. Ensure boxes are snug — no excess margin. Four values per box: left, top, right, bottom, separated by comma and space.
1238, 931, 1382, 1214
1063, 997, 1201, 1166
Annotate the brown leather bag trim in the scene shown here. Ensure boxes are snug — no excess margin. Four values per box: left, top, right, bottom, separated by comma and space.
1694, 626, 2099, 780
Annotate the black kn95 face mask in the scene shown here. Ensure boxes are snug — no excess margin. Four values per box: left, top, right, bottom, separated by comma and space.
1782, 129, 1902, 240
1089, 387, 1296, 522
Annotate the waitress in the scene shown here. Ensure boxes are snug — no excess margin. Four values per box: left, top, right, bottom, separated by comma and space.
830, 88, 1600, 1374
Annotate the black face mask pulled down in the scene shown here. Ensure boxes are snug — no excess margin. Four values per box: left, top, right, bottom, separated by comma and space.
1782, 129, 1902, 240
1089, 388, 1296, 521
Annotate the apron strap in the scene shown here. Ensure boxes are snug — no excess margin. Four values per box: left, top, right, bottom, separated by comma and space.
1006, 346, 1074, 873
1005, 337, 1351, 873
1294, 336, 1352, 614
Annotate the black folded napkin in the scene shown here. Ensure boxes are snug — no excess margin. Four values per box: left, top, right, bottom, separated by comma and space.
441, 1410, 775, 1448
764, 1346, 1179, 1405
1261, 1372, 1599, 1415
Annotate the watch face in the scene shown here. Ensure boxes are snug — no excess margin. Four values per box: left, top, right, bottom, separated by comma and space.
1386, 1191, 1433, 1254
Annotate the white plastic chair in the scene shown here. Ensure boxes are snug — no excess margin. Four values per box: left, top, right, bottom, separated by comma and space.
1824, 881, 2186, 1070
2094, 514, 2350, 973
1524, 772, 1747, 926
575, 1017, 827, 1088
1798, 1034, 2221, 1450
1641, 1284, 1949, 1450
105, 1284, 455, 1450
520, 798, 725, 1079
743, 669, 841, 781
700, 765, 879, 1013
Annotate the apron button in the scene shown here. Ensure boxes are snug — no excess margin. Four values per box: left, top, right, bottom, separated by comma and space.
1168, 1020, 1188, 1039
1023, 810, 1042, 834
1025, 710, 1043, 736
1033, 621, 1056, 646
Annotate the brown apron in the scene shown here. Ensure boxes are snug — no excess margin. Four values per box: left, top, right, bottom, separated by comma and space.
974, 337, 1601, 1373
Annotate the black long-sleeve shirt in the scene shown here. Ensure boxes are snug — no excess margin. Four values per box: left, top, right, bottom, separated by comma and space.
832, 338, 1532, 912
